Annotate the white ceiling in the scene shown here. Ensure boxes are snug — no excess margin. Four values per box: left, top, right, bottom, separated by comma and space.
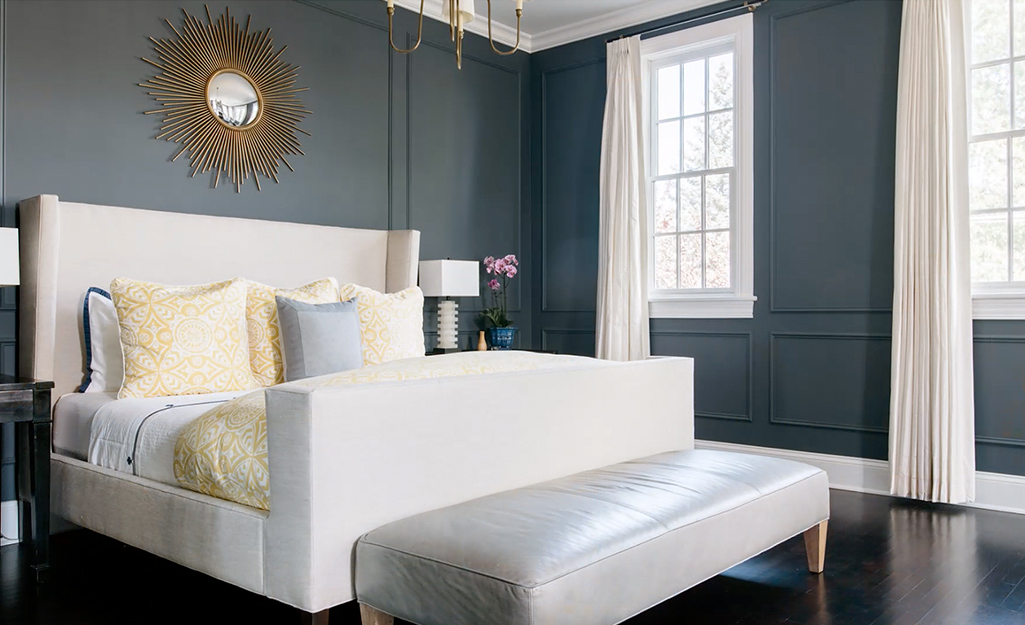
391, 0, 719, 52
511, 0, 653, 33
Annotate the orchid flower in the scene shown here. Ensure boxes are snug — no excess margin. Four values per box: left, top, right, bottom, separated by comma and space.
481, 253, 518, 329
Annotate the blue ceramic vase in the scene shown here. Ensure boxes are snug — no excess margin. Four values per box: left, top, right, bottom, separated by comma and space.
487, 327, 517, 350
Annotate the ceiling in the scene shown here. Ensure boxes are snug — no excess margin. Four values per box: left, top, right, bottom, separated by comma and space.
391, 0, 719, 52
509, 0, 658, 33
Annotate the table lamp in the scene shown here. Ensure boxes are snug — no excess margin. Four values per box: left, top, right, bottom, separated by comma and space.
419, 260, 480, 353
0, 228, 19, 287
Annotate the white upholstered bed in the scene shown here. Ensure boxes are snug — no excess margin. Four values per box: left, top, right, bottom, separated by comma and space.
18, 194, 695, 620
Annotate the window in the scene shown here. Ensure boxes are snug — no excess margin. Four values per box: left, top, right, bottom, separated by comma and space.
641, 15, 755, 319
968, 0, 1025, 318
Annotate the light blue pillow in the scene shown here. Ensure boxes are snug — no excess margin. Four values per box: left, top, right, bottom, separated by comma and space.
275, 296, 363, 382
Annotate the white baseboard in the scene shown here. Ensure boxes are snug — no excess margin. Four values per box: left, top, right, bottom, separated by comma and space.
695, 439, 1025, 516
1, 500, 19, 546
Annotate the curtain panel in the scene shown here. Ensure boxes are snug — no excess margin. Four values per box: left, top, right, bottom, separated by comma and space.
890, 0, 976, 504
597, 36, 651, 362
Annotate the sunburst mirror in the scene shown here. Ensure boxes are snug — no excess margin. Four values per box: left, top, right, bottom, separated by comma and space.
140, 6, 311, 192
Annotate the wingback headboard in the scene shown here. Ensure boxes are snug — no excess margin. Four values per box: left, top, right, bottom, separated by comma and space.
17, 194, 420, 398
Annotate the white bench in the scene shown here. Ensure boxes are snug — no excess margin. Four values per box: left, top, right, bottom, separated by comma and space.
354, 449, 830, 625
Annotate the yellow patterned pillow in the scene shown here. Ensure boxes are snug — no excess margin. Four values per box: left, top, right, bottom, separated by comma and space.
337, 284, 426, 366
246, 278, 339, 387
111, 277, 257, 399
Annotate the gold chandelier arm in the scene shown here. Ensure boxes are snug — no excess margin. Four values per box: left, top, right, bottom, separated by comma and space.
486, 1, 523, 56
450, 0, 457, 41
457, 30, 464, 70
387, 0, 425, 54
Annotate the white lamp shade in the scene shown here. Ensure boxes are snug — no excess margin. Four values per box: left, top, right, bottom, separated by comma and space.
0, 228, 19, 286
441, 0, 476, 25
419, 260, 480, 298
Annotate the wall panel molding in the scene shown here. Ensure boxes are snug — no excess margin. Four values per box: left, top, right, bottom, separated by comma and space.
410, 39, 526, 312
539, 58, 603, 314
2, 2, 14, 315
767, 0, 894, 314
972, 335, 1025, 344
293, 0, 387, 32
651, 330, 753, 422
540, 327, 595, 355
769, 332, 891, 433
289, 0, 399, 228
0, 0, 7, 508
1, 0, 6, 213
972, 335, 1025, 449
976, 436, 1025, 449
1, 340, 14, 510
1, 339, 12, 375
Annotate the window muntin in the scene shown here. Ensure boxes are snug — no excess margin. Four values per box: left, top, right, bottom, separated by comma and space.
650, 44, 737, 293
968, 0, 1025, 285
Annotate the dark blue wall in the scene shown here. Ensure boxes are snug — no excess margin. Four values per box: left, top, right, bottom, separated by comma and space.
0, 0, 532, 501
531, 0, 1025, 477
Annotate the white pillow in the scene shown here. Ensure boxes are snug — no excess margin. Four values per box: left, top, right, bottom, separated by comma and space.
81, 288, 124, 393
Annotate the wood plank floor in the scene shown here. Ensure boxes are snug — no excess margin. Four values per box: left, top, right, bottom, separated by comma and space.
2, 490, 1024, 624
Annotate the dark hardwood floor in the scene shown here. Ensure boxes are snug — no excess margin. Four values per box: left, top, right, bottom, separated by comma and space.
2, 490, 1024, 625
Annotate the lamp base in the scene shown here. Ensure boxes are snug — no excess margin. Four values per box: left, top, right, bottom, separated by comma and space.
436, 300, 460, 350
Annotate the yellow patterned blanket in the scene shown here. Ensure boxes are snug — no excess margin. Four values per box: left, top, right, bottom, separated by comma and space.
173, 351, 578, 510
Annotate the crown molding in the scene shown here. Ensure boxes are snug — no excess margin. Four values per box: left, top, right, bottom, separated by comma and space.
391, 0, 533, 52
391, 0, 728, 55
529, 0, 720, 52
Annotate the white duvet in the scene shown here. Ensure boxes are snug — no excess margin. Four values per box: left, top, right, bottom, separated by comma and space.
86, 391, 248, 486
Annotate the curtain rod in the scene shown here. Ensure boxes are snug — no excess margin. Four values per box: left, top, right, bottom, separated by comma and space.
605, 0, 767, 44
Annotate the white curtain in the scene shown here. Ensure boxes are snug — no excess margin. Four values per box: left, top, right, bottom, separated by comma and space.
596, 37, 650, 362
890, 0, 975, 504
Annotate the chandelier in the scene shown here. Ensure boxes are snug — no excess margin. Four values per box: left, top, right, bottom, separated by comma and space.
385, 0, 531, 69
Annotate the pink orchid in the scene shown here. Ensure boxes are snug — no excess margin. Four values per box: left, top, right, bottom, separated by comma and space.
481, 253, 517, 330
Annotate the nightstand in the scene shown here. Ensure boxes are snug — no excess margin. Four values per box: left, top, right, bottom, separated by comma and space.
0, 375, 54, 581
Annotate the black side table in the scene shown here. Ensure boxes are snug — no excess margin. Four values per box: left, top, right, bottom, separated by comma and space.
0, 375, 53, 581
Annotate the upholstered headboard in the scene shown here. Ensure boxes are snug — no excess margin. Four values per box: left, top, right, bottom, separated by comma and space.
17, 194, 420, 398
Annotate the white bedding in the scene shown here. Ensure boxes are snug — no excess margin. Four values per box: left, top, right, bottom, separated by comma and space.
53, 392, 118, 459
55, 391, 248, 486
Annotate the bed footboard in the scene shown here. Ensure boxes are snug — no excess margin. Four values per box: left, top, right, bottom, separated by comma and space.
261, 357, 694, 612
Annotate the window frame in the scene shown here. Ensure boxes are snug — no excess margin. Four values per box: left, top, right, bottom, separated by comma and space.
967, 0, 1025, 319
641, 14, 755, 319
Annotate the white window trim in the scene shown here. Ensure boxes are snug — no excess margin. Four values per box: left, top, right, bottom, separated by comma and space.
966, 0, 1025, 319
973, 284, 1025, 319
641, 14, 756, 319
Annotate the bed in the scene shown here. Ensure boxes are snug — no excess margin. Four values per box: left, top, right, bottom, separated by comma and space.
17, 194, 695, 621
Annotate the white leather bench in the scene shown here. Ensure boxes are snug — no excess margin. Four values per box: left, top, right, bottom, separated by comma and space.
354, 449, 830, 625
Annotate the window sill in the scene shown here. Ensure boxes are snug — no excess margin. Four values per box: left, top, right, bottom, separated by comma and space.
972, 294, 1025, 320
649, 295, 756, 319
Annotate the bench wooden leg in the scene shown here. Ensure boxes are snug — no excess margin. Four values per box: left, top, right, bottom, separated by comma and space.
803, 520, 828, 574
301, 609, 330, 625
360, 604, 394, 625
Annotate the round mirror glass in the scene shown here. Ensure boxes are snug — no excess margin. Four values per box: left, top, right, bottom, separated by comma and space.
207, 71, 260, 128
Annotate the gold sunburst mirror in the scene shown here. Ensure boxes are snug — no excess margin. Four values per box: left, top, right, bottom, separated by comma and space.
140, 6, 311, 192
